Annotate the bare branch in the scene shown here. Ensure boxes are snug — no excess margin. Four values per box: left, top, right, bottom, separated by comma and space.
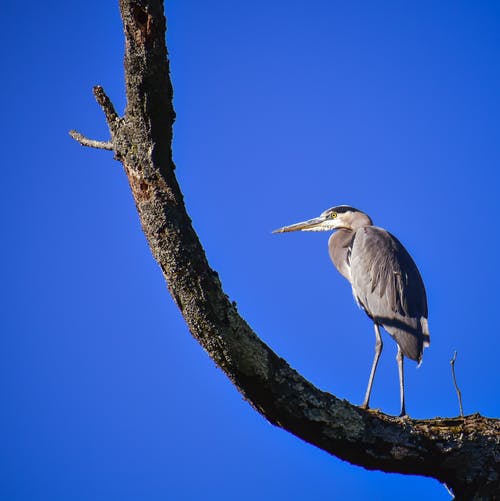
93, 85, 119, 126
451, 350, 464, 417
69, 130, 114, 150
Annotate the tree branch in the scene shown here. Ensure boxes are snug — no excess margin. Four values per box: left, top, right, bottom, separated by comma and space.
68, 130, 113, 150
92, 85, 119, 125
71, 1, 500, 498
69, 86, 119, 151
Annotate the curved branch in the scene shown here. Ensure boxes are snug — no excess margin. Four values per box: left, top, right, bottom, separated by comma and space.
71, 1, 500, 498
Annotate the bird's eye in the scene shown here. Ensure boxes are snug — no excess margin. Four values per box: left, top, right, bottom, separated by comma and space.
330, 212, 338, 219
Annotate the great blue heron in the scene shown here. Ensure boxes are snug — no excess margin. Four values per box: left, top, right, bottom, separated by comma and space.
273, 205, 430, 416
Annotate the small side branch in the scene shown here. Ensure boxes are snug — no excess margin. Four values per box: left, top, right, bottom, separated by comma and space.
93, 85, 118, 125
69, 130, 114, 150
451, 351, 464, 417
69, 85, 119, 151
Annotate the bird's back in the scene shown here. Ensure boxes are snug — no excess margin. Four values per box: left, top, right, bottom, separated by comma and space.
349, 226, 430, 362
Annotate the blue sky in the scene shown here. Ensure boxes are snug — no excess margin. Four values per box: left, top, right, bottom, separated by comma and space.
1, 1, 500, 499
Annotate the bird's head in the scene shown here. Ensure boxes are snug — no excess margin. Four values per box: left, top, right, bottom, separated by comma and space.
272, 205, 372, 233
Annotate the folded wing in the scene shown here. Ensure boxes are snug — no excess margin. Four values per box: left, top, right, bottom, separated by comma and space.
349, 226, 430, 362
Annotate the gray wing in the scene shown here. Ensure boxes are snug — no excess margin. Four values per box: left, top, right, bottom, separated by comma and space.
349, 226, 430, 362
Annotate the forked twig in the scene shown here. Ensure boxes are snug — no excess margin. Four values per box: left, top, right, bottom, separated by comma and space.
69, 85, 118, 151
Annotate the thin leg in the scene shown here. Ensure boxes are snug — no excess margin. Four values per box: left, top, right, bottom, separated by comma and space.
361, 323, 383, 409
397, 346, 406, 417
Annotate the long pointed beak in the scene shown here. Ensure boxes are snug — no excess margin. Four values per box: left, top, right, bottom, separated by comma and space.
272, 216, 324, 233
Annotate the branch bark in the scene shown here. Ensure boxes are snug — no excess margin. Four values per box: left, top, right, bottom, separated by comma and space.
70, 1, 500, 498
68, 130, 113, 150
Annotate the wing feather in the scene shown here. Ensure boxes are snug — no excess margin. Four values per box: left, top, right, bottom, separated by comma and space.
349, 226, 430, 361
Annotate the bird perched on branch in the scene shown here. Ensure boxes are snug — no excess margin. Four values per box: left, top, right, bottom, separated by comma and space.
273, 205, 430, 416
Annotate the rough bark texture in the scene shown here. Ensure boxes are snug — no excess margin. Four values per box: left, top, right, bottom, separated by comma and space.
71, 1, 500, 498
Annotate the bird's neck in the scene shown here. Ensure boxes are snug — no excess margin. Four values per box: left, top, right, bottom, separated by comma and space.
351, 213, 373, 231
328, 229, 355, 281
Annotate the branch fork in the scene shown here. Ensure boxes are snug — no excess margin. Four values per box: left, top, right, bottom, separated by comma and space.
69, 86, 118, 151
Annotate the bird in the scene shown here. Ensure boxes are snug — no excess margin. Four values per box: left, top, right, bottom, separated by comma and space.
273, 205, 430, 416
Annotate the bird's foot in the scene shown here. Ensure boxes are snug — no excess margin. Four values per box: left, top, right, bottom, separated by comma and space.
360, 404, 383, 414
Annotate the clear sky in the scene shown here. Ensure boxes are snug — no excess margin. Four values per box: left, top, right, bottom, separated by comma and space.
1, 1, 500, 499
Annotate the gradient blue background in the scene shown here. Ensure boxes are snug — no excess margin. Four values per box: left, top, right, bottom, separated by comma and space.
2, 1, 499, 499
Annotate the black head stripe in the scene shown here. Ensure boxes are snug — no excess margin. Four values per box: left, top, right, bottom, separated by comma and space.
328, 205, 360, 214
